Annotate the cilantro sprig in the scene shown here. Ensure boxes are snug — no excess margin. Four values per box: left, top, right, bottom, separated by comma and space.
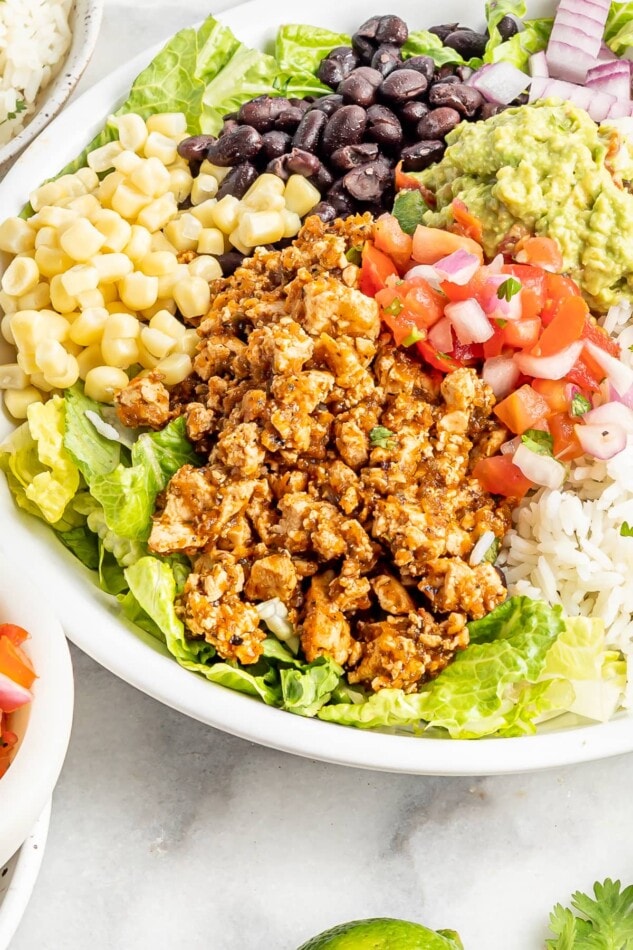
521, 428, 554, 456
369, 426, 396, 450
547, 878, 633, 948
497, 276, 521, 301
571, 393, 592, 417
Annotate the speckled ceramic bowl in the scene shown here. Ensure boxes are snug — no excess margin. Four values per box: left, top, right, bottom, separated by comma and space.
0, 0, 104, 176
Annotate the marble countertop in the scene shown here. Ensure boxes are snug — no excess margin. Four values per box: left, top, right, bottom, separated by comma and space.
9, 3, 633, 947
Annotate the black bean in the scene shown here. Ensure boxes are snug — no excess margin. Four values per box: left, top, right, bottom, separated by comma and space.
293, 110, 327, 152
398, 55, 435, 82
379, 68, 427, 104
266, 156, 291, 181
289, 98, 312, 112
310, 163, 334, 193
260, 130, 292, 161
456, 65, 474, 82
274, 107, 305, 132
286, 147, 323, 177
309, 94, 344, 117
343, 159, 392, 201
400, 139, 445, 172
327, 181, 357, 216
398, 100, 429, 128
216, 251, 245, 276
321, 105, 367, 154
375, 15, 408, 46
443, 29, 488, 59
416, 106, 461, 140
365, 103, 402, 152
371, 45, 402, 78
513, 92, 529, 105
428, 23, 459, 42
353, 15, 381, 41
216, 162, 259, 199
177, 134, 216, 163
219, 118, 240, 137
497, 15, 519, 40
311, 201, 337, 223
480, 102, 508, 119
206, 126, 262, 166
338, 67, 383, 107
317, 46, 361, 87
330, 142, 380, 171
429, 82, 483, 117
351, 33, 377, 63
237, 96, 291, 132
436, 64, 460, 81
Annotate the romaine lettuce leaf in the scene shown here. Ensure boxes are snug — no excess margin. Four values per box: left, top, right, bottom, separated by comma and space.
402, 31, 467, 66
280, 656, 343, 717
63, 385, 121, 479
606, 3, 633, 53
486, 17, 553, 70
200, 45, 281, 135
274, 24, 351, 75
484, 0, 526, 51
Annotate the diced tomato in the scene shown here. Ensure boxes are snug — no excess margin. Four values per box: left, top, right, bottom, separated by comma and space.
452, 340, 484, 363
0, 636, 36, 689
494, 384, 550, 434
472, 455, 534, 499
360, 241, 399, 297
566, 357, 603, 393
416, 340, 463, 373
540, 273, 582, 326
503, 316, 542, 350
450, 198, 483, 244
412, 225, 484, 265
440, 268, 488, 303
401, 278, 445, 328
501, 263, 547, 320
483, 326, 507, 358
373, 214, 413, 273
0, 624, 29, 646
532, 378, 571, 415
534, 295, 588, 357
514, 236, 564, 273
548, 412, 586, 461
581, 320, 620, 357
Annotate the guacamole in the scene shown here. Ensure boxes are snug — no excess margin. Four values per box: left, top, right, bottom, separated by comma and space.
416, 100, 633, 312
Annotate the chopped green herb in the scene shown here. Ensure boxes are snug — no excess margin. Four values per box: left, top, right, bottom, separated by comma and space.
402, 328, 424, 346
547, 878, 633, 949
483, 537, 501, 564
621, 522, 633, 537
383, 298, 403, 317
2, 99, 26, 125
571, 392, 592, 417
497, 277, 522, 302
494, 318, 508, 328
345, 245, 362, 266
521, 429, 554, 456
369, 426, 396, 450
392, 188, 428, 235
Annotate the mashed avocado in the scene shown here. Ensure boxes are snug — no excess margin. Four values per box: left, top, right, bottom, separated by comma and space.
416, 100, 633, 312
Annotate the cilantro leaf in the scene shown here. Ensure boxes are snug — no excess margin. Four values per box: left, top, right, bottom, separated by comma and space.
521, 428, 554, 456
369, 426, 396, 450
383, 298, 403, 317
571, 393, 592, 417
345, 245, 362, 265
402, 328, 425, 346
621, 522, 633, 538
392, 189, 428, 235
547, 879, 633, 949
2, 98, 26, 125
497, 276, 522, 301
483, 537, 501, 563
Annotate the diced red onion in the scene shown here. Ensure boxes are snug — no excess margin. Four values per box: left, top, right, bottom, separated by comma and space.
605, 99, 633, 118
513, 443, 567, 489
479, 274, 523, 321
601, 299, 632, 335
529, 51, 549, 78
470, 62, 531, 105
583, 340, 633, 396
609, 382, 633, 409
529, 75, 633, 123
587, 61, 631, 100
469, 530, 496, 567
500, 435, 523, 455
487, 254, 504, 274
575, 421, 627, 459
434, 249, 480, 285
598, 41, 619, 62
546, 0, 609, 85
444, 299, 494, 344
404, 263, 443, 291
482, 356, 521, 399
0, 671, 32, 713
428, 315, 453, 353
514, 340, 584, 380
585, 401, 633, 434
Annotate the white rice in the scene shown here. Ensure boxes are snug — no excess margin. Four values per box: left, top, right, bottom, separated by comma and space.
0, 0, 72, 146
501, 302, 633, 672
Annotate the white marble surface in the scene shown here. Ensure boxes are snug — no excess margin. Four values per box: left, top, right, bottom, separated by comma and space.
8, 2, 633, 947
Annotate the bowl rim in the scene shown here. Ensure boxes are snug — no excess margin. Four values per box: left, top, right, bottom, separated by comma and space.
0, 800, 51, 948
0, 0, 104, 170
0, 553, 73, 866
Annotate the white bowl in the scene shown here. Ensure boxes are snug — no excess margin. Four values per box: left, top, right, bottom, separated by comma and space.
0, 801, 51, 950
0, 553, 73, 867
0, 0, 104, 176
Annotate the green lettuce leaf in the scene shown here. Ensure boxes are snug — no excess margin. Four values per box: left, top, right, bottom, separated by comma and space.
606, 3, 633, 53
63, 385, 121, 479
280, 656, 343, 717
274, 24, 350, 74
547, 878, 633, 949
56, 523, 100, 570
485, 0, 526, 51
200, 45, 281, 135
402, 31, 467, 66
487, 17, 553, 70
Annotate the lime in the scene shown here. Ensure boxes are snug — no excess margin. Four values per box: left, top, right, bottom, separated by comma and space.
295, 918, 463, 950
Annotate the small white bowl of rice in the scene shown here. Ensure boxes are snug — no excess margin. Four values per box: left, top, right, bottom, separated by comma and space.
0, 0, 103, 175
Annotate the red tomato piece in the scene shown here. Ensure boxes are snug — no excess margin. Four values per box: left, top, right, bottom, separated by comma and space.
402, 278, 446, 328
494, 384, 550, 434
483, 326, 507, 358
451, 198, 484, 244
452, 340, 484, 362
472, 455, 534, 499
566, 357, 603, 393
531, 378, 571, 415
0, 636, 36, 689
412, 225, 484, 265
534, 295, 589, 357
503, 316, 542, 350
548, 412, 585, 461
539, 273, 582, 326
373, 214, 413, 273
360, 241, 399, 297
514, 236, 564, 273
416, 340, 463, 373
0, 624, 29, 646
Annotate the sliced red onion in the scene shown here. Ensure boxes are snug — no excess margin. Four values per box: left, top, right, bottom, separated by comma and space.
0, 670, 32, 712
583, 339, 633, 396
584, 401, 633, 434
514, 339, 584, 380
587, 62, 631, 100
487, 254, 504, 274
470, 62, 531, 105
482, 356, 521, 399
404, 263, 443, 291
513, 443, 567, 489
598, 41, 619, 63
469, 530, 496, 567
444, 299, 494, 344
609, 382, 633, 410
500, 435, 523, 455
528, 76, 631, 123
428, 315, 454, 353
605, 99, 633, 119
546, 0, 609, 85
529, 51, 549, 78
434, 249, 480, 285
575, 421, 627, 459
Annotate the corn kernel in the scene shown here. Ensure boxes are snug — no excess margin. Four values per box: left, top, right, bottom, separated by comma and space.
34, 226, 58, 249
75, 289, 106, 310
136, 339, 160, 370
97, 170, 125, 208
99, 283, 119, 304
65, 195, 103, 220
210, 194, 240, 234
18, 282, 51, 312
164, 212, 202, 252
0, 291, 18, 316
138, 251, 178, 278
191, 174, 218, 206
112, 113, 147, 153
92, 209, 132, 253
105, 301, 135, 315
200, 161, 231, 183
2, 257, 40, 297
75, 167, 100, 191
227, 227, 251, 256
16, 349, 38, 374
118, 271, 159, 311
150, 231, 177, 254
168, 167, 193, 203
149, 309, 185, 339
144, 132, 178, 165
188, 255, 222, 282
0, 363, 28, 389
60, 218, 106, 262
156, 263, 188, 299
190, 198, 219, 228
49, 274, 77, 314
283, 174, 321, 218
136, 193, 178, 233
45, 355, 80, 390
129, 157, 171, 198
87, 141, 124, 174
174, 328, 200, 357
92, 252, 134, 284
243, 174, 285, 211
103, 311, 140, 340
141, 326, 175, 359
11, 310, 70, 353
35, 339, 77, 384
197, 227, 225, 256
69, 307, 109, 346
61, 264, 99, 297
1, 313, 15, 344
77, 344, 104, 380
32, 206, 78, 231
0, 218, 36, 254
173, 276, 210, 319
29, 180, 66, 212
58, 173, 88, 198
155, 352, 192, 386
101, 336, 140, 369
238, 210, 285, 247
28, 372, 55, 392
4, 386, 43, 419
112, 149, 143, 175
123, 225, 152, 262
111, 182, 152, 220
84, 365, 129, 403
146, 113, 188, 138
282, 209, 302, 239
34, 246, 74, 279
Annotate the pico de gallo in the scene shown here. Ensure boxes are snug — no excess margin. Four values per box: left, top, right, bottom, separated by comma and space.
0, 623, 35, 778
359, 205, 633, 499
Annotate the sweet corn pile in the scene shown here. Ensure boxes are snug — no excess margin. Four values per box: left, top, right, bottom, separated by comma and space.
0, 110, 321, 418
